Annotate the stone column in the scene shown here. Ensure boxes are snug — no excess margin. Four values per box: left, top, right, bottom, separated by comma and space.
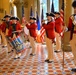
23, 0, 29, 21
23, 0, 37, 21
62, 0, 73, 52
64, 0, 73, 26
59, 0, 62, 11
59, 0, 73, 25
47, 0, 51, 12
13, 0, 23, 23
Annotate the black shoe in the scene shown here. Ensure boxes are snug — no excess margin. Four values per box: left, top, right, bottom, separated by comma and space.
54, 50, 61, 53
2, 46, 7, 48
8, 51, 11, 53
30, 53, 36, 56
11, 50, 14, 52
14, 58, 17, 60
18, 57, 20, 59
71, 68, 76, 72
14, 57, 20, 60
8, 50, 13, 53
47, 60, 53, 63
45, 60, 53, 63
45, 59, 49, 62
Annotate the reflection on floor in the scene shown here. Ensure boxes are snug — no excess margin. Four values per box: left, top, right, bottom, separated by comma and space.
0, 42, 76, 75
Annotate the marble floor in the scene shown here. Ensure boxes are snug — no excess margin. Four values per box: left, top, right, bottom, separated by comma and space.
0, 42, 76, 75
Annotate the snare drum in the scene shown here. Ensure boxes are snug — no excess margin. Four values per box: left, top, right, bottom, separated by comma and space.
20, 31, 26, 42
10, 36, 26, 53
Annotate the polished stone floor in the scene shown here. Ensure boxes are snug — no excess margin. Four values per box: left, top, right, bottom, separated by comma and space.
0, 42, 76, 75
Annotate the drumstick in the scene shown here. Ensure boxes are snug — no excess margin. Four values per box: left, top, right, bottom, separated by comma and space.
12, 30, 22, 33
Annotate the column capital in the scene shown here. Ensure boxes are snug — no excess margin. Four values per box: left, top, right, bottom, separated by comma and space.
13, 0, 23, 6
23, 0, 28, 8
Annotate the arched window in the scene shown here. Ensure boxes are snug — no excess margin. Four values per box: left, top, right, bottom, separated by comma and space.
41, 0, 59, 19
53, 0, 59, 12
42, 0, 47, 19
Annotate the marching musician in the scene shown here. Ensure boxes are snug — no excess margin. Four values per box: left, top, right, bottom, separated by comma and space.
0, 19, 5, 45
0, 15, 11, 48
42, 13, 55, 63
8, 16, 22, 59
0, 20, 2, 45
54, 12, 64, 53
68, 1, 76, 72
8, 17, 21, 38
0, 15, 13, 54
25, 16, 37, 56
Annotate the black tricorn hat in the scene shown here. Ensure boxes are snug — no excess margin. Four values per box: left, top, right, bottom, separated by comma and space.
4, 15, 11, 18
30, 16, 36, 20
10, 17, 19, 21
54, 12, 60, 15
72, 1, 76, 8
46, 13, 55, 17
1, 18, 5, 21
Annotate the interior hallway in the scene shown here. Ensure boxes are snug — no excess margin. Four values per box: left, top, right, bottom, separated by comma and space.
0, 42, 76, 75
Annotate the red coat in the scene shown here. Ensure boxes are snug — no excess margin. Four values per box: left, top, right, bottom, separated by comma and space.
68, 15, 76, 40
43, 21, 55, 39
1, 21, 12, 32
0, 24, 1, 30
8, 22, 22, 37
26, 23, 37, 38
68, 17, 73, 31
55, 17, 63, 33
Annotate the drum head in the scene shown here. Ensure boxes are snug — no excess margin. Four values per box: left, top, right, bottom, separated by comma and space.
24, 26, 29, 35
